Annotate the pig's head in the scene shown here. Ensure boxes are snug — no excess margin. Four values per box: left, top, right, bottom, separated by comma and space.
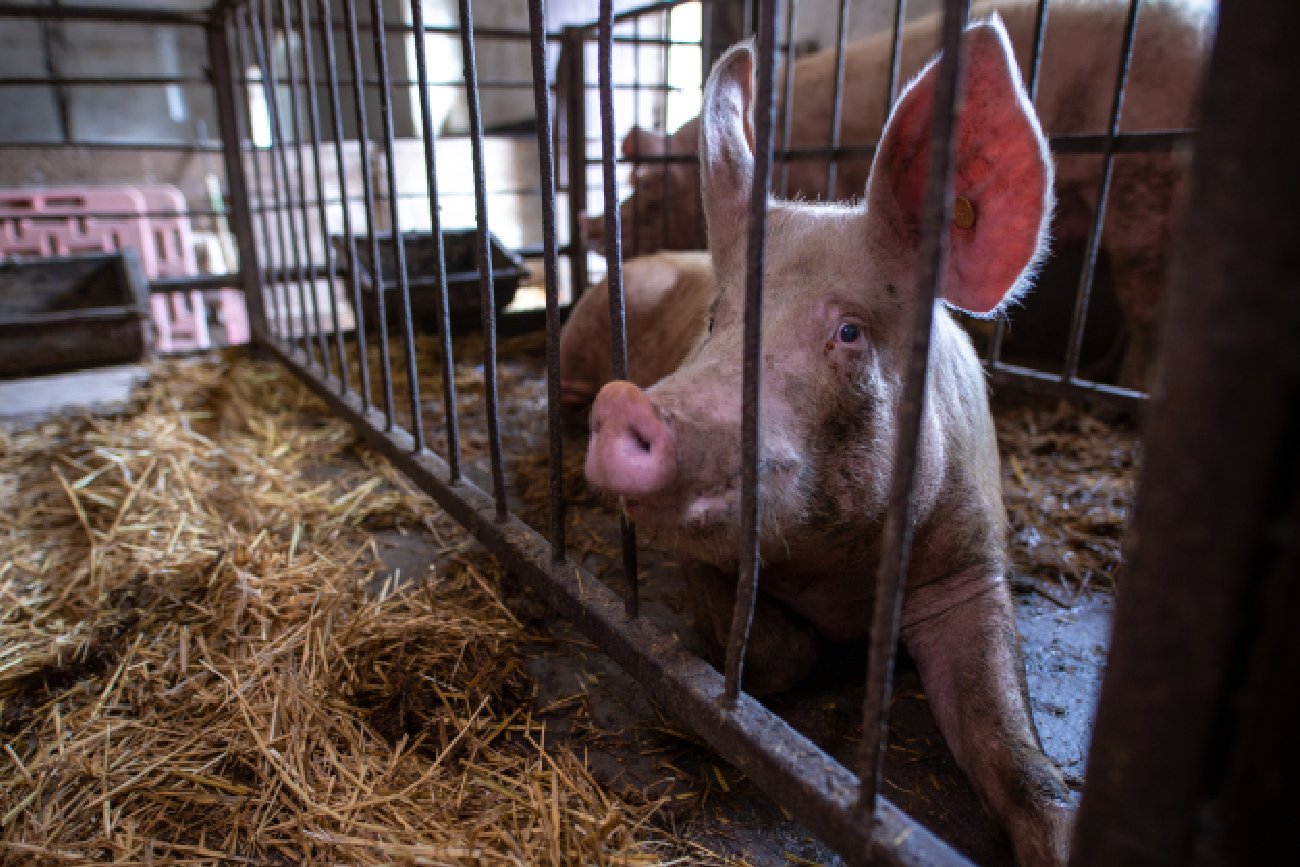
585, 17, 1052, 571
582, 121, 707, 258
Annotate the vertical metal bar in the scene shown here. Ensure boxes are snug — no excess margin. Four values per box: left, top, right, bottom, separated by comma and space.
244, 4, 299, 347
723, 0, 780, 703
280, 0, 332, 371
823, 0, 851, 197
318, 0, 369, 402
342, 0, 399, 426
409, 0, 462, 476
859, 0, 970, 807
40, 7, 72, 143
776, 0, 798, 197
659, 5, 673, 249
562, 26, 589, 299
369, 0, 425, 450
209, 12, 271, 343
234, 9, 283, 341
883, 0, 907, 106
1062, 0, 1140, 383
599, 0, 640, 620
987, 0, 1048, 365
299, 0, 349, 388
527, 0, 566, 561
254, 0, 316, 363
457, 0, 509, 520
630, 14, 642, 257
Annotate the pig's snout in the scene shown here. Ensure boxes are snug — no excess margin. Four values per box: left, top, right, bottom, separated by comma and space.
585, 381, 675, 497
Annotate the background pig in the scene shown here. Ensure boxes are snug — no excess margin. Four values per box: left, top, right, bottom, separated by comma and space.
584, 19, 1071, 867
558, 251, 713, 420
583, 0, 1210, 387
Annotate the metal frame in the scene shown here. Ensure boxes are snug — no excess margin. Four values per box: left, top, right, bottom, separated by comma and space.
10, 0, 1297, 865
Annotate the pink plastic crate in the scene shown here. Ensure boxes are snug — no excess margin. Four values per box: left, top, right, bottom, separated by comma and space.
0, 185, 250, 353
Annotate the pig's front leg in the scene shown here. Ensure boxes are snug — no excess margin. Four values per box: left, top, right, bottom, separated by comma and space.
901, 576, 1074, 867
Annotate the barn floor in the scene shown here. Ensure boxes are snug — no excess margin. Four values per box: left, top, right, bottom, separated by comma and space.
0, 331, 1137, 865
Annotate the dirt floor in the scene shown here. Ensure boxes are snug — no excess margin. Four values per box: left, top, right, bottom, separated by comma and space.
0, 335, 1139, 866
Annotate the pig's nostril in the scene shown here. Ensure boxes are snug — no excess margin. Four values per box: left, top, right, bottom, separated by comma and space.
633, 431, 653, 453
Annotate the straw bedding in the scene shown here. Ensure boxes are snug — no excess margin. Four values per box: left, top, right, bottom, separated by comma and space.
0, 355, 708, 866
0, 339, 1139, 865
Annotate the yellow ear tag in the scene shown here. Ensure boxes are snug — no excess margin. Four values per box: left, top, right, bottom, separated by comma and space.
953, 196, 976, 230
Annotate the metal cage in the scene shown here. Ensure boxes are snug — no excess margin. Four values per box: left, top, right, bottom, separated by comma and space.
2, 0, 1296, 864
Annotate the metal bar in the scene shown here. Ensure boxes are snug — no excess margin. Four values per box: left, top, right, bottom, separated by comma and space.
342, 0, 398, 428
152, 273, 246, 294
823, 0, 851, 196
253, 0, 317, 362
242, 7, 298, 344
39, 8, 72, 145
0, 3, 207, 26
527, 0, 566, 562
409, 0, 463, 478
723, 0, 780, 703
884, 0, 907, 106
658, 4, 672, 249
280, 0, 333, 372
598, 0, 639, 619
0, 75, 213, 86
298, 0, 349, 388
562, 28, 589, 300
0, 207, 235, 221
0, 306, 145, 326
263, 337, 973, 867
318, 0, 366, 401
458, 0, 509, 520
859, 0, 970, 808
0, 140, 226, 152
631, 14, 642, 257
1062, 0, 1141, 383
988, 0, 1049, 365
369, 0, 425, 453
985, 361, 1144, 411
776, 0, 798, 196
1072, 1, 1300, 861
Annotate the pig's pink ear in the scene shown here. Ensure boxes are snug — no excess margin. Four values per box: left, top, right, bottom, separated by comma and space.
622, 126, 666, 159
865, 16, 1052, 316
699, 42, 756, 262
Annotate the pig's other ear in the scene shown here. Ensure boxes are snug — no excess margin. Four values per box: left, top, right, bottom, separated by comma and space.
865, 15, 1053, 317
699, 41, 756, 262
622, 126, 666, 159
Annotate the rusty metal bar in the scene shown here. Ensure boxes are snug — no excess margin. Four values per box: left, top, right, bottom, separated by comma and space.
409, 0, 463, 478
341, 0, 398, 428
206, 16, 269, 343
561, 27, 589, 301
279, 0, 332, 371
823, 0, 851, 196
1072, 0, 1300, 862
239, 7, 295, 343
526, 0, 566, 561
988, 0, 1049, 366
776, 0, 798, 196
598, 0, 640, 619
457, 0, 509, 520
859, 0, 970, 808
723, 0, 780, 703
0, 3, 206, 26
1062, 0, 1141, 383
368, 0, 425, 452
987, 361, 1143, 411
298, 0, 350, 387
253, 0, 316, 361
884, 0, 907, 105
261, 337, 972, 867
318, 0, 368, 401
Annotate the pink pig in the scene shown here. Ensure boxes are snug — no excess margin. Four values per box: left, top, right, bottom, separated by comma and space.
584, 0, 1209, 386
583, 18, 1072, 867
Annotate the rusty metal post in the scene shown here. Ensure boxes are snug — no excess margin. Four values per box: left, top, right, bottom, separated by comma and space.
1070, 0, 1300, 863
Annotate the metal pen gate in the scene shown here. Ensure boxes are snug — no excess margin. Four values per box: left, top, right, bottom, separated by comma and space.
3, 0, 1296, 865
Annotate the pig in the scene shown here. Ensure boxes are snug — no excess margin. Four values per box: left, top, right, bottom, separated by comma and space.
582, 18, 1072, 867
558, 251, 713, 418
583, 0, 1210, 387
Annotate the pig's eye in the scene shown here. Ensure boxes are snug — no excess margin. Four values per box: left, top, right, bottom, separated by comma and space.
837, 321, 864, 345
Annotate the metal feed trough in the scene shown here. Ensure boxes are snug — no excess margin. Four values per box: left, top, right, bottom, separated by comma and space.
1, 0, 1295, 864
